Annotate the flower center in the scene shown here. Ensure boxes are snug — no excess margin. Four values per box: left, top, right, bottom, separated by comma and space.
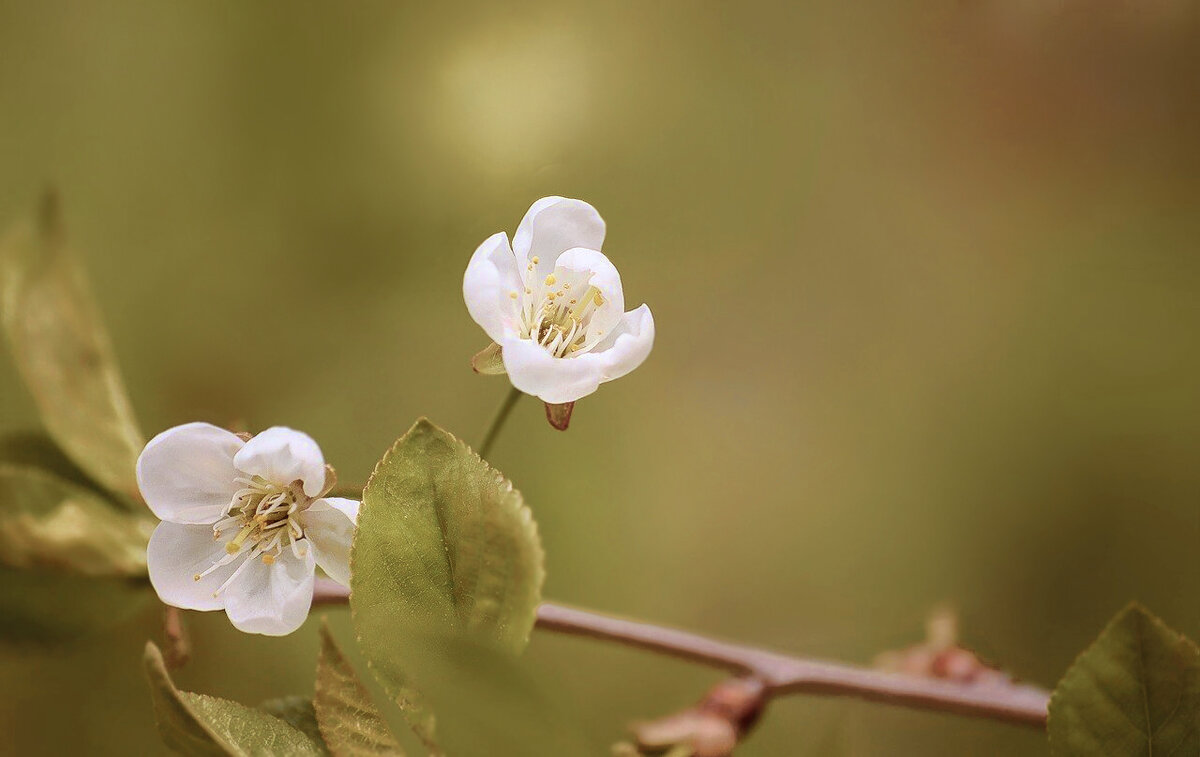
193, 476, 311, 597
512, 257, 608, 358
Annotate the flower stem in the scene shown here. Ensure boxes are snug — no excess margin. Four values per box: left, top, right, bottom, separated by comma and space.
478, 386, 523, 459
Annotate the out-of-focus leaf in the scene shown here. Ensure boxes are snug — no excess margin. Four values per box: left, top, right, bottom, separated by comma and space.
1047, 604, 1200, 756
0, 462, 152, 642
0, 463, 151, 576
350, 418, 561, 754
315, 621, 405, 756
0, 566, 149, 642
0, 430, 101, 493
144, 642, 327, 757
260, 697, 330, 755
0, 194, 145, 502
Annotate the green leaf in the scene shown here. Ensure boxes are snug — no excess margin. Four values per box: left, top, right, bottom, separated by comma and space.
0, 463, 151, 577
260, 697, 330, 755
315, 621, 406, 756
0, 193, 145, 502
1048, 604, 1200, 756
144, 642, 327, 757
349, 418, 548, 753
351, 418, 544, 649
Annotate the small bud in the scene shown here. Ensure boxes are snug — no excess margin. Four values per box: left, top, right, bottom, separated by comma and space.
630, 677, 764, 757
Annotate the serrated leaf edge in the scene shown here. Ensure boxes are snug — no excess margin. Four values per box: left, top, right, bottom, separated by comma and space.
1047, 602, 1200, 755
348, 418, 546, 756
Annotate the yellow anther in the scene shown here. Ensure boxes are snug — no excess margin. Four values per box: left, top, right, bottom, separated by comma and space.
525, 287, 532, 294
569, 298, 577, 304
594, 291, 605, 305
532, 256, 540, 264
509, 291, 518, 299
563, 282, 571, 289
545, 273, 557, 286
547, 292, 557, 300
261, 554, 276, 565
192, 573, 201, 582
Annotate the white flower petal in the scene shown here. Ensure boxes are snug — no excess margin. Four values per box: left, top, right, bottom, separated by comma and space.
500, 336, 607, 404
137, 422, 244, 524
297, 497, 358, 587
222, 549, 316, 636
147, 521, 244, 611
233, 427, 326, 497
554, 246, 626, 336
512, 197, 606, 276
591, 304, 656, 382
463, 232, 522, 343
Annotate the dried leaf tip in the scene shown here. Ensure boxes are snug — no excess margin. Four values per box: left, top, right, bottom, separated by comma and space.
544, 401, 574, 431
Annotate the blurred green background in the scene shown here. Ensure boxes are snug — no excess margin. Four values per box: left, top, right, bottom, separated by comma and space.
1, 1, 1198, 754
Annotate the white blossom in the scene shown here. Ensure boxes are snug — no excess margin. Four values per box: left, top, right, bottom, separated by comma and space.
137, 423, 357, 636
463, 196, 655, 404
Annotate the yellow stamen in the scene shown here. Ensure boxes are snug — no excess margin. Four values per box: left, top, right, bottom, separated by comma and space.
509, 291, 518, 299
532, 256, 540, 264
225, 525, 254, 554
545, 273, 557, 286
261, 554, 276, 565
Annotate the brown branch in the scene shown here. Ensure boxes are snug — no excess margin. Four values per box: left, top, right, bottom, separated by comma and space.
312, 578, 354, 606
162, 604, 192, 669
310, 579, 1049, 728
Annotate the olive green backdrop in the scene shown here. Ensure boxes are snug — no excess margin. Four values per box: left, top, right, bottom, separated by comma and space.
1, 2, 1197, 754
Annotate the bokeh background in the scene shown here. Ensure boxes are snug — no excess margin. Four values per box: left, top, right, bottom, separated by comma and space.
1, 2, 1198, 754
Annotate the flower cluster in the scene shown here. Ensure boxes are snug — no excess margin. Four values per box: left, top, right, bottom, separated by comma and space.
145, 196, 652, 635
